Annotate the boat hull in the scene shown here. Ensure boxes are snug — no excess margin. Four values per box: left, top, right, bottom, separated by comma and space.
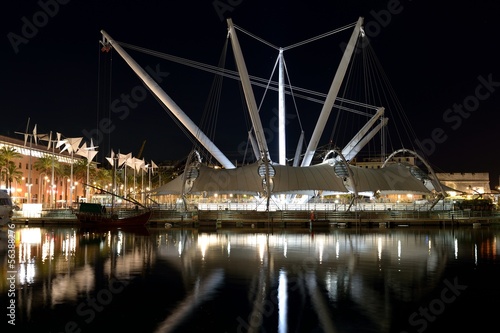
75, 210, 152, 227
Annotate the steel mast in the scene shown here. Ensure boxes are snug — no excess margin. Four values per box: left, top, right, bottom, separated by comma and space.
226, 18, 270, 162
278, 48, 286, 165
301, 17, 364, 167
341, 107, 387, 161
100, 30, 235, 169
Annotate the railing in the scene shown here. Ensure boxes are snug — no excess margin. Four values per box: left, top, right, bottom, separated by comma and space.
12, 208, 76, 220
11, 205, 500, 225
194, 201, 457, 212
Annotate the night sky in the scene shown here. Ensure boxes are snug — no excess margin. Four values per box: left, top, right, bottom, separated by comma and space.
2, 0, 499, 187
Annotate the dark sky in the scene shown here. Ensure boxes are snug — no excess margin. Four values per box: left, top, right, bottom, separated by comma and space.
2, 0, 499, 187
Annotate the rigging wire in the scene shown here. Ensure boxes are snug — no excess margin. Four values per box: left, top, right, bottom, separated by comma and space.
284, 22, 357, 51
283, 56, 304, 132
114, 37, 384, 166
108, 50, 113, 156
110, 22, 422, 167
329, 36, 364, 151
256, 55, 279, 113
118, 41, 378, 114
361, 38, 385, 158
233, 21, 357, 52
195, 39, 229, 165
97, 45, 115, 161
233, 24, 279, 50
365, 44, 417, 153
96, 43, 103, 163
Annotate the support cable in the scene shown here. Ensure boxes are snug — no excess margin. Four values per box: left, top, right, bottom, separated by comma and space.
118, 41, 379, 113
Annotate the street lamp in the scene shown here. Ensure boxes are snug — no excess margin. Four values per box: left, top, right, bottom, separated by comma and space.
38, 172, 47, 206
75, 139, 98, 203
57, 136, 83, 209
15, 122, 50, 203
71, 182, 78, 207
41, 175, 49, 205
44, 132, 61, 209
62, 176, 70, 208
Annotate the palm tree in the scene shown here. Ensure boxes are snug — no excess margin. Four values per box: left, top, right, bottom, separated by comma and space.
72, 158, 97, 200
58, 164, 71, 205
0, 146, 22, 195
94, 167, 113, 190
6, 161, 23, 196
34, 155, 60, 206
33, 155, 59, 174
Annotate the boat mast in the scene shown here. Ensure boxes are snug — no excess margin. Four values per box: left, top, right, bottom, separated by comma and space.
301, 17, 364, 167
100, 30, 235, 169
111, 154, 116, 214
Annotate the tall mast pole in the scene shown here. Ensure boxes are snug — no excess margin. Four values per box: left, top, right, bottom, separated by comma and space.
26, 118, 32, 203
227, 18, 273, 211
301, 17, 364, 167
50, 132, 55, 208
112, 154, 116, 214
278, 49, 286, 165
226, 18, 270, 162
100, 30, 235, 169
28, 136, 32, 204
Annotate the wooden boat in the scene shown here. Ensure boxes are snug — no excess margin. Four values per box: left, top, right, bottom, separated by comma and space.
76, 203, 151, 226
75, 202, 152, 227
0, 189, 14, 226
75, 183, 152, 227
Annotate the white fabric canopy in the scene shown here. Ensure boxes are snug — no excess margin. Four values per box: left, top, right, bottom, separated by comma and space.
272, 163, 347, 194
153, 163, 262, 195
350, 164, 430, 195
151, 161, 432, 196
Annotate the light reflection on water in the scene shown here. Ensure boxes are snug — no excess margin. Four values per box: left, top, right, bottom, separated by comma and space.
1, 225, 499, 332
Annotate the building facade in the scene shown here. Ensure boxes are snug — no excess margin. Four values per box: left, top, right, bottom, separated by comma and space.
0, 135, 85, 208
436, 172, 491, 197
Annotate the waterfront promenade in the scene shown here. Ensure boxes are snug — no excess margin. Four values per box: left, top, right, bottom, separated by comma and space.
9, 207, 500, 228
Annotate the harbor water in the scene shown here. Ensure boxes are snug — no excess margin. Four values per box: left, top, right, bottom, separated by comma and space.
1, 223, 499, 332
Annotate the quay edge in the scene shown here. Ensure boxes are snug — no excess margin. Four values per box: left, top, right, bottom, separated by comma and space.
9, 209, 500, 229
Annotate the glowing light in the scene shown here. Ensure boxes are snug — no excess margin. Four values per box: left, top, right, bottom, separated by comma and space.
336, 239, 340, 258
378, 237, 382, 260
42, 233, 54, 263
474, 244, 478, 266
19, 228, 41, 244
116, 231, 123, 256
278, 269, 288, 333
62, 231, 77, 260
198, 234, 210, 260
318, 238, 324, 264
259, 236, 266, 262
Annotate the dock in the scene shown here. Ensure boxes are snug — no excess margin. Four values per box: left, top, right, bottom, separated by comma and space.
11, 208, 499, 229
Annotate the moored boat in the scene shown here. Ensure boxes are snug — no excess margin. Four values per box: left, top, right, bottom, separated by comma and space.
75, 202, 151, 227
0, 190, 14, 226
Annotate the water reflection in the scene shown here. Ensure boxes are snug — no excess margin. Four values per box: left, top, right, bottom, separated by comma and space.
1, 225, 499, 332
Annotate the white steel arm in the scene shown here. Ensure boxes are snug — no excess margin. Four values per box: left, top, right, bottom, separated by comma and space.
100, 30, 235, 169
301, 17, 364, 167
226, 18, 270, 162
341, 107, 385, 160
